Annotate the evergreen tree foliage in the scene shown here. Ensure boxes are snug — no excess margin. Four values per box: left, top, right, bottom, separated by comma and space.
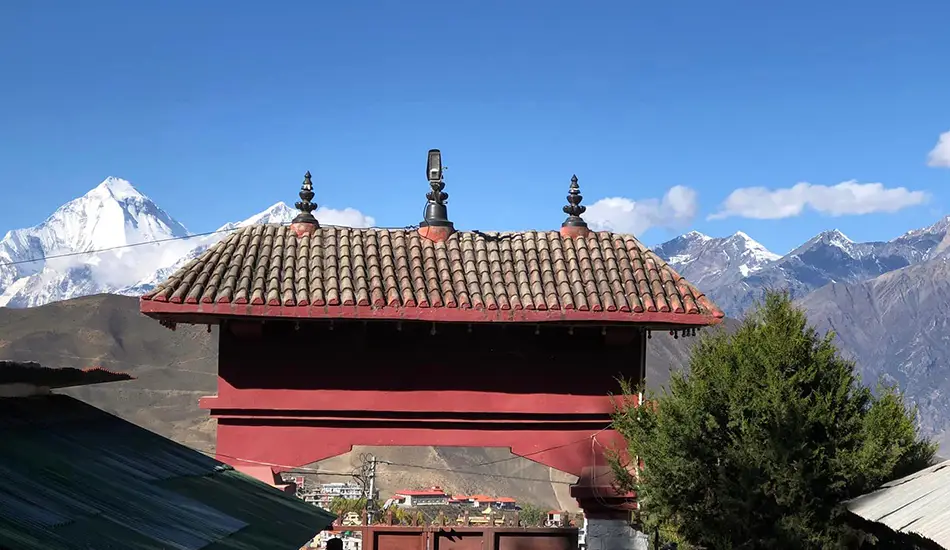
517, 503, 547, 527
611, 292, 936, 549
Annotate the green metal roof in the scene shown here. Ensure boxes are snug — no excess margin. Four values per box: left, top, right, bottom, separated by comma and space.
0, 394, 335, 550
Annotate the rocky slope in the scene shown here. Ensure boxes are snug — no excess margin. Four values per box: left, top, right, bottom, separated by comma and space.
655, 216, 950, 318
797, 254, 950, 450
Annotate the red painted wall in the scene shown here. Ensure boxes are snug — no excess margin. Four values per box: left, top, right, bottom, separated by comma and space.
206, 319, 644, 476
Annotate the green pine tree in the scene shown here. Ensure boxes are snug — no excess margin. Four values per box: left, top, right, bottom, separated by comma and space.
610, 291, 936, 549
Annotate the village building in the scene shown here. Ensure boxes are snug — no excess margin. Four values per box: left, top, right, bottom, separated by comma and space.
451, 494, 519, 510
300, 481, 366, 508
139, 150, 724, 550
390, 487, 450, 507
547, 510, 568, 527
0, 361, 335, 550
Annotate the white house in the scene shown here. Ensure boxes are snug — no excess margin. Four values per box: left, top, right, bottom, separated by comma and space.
391, 487, 450, 506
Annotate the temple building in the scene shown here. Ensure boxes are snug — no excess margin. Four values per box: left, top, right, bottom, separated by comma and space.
140, 149, 724, 550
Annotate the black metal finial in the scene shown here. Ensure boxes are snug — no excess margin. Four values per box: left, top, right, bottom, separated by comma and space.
293, 171, 319, 225
421, 149, 453, 228
562, 174, 587, 228
426, 178, 448, 206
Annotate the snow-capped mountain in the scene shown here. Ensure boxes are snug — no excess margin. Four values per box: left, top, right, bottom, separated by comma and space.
0, 178, 191, 307
0, 179, 310, 307
0, 175, 378, 308
216, 201, 297, 232
653, 230, 780, 293
653, 216, 950, 317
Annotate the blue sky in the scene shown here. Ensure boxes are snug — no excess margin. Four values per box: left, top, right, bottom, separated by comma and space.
1, 0, 949, 254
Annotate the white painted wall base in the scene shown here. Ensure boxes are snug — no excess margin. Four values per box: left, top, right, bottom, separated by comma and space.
584, 518, 649, 550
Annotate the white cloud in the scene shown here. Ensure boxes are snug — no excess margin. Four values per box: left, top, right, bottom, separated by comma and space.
79, 238, 209, 288
315, 206, 376, 228
709, 181, 929, 220
927, 131, 950, 168
585, 185, 698, 235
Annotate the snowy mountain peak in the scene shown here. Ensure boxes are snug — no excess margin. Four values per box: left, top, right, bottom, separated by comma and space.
652, 228, 781, 289
90, 176, 146, 202
248, 201, 295, 224
683, 230, 711, 241
823, 229, 852, 242
726, 231, 780, 260
218, 201, 297, 231
0, 176, 376, 308
0, 177, 190, 307
810, 229, 854, 250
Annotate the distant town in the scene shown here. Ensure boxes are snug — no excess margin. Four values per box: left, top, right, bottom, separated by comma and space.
287, 480, 585, 550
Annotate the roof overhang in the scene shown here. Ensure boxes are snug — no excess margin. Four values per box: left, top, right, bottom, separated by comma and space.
140, 298, 724, 328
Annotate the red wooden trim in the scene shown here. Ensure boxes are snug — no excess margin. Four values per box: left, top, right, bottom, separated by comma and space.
214, 423, 627, 477
210, 414, 608, 425
140, 299, 723, 326
200, 390, 631, 415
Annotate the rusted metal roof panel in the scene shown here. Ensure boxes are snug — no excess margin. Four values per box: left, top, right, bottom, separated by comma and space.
846, 460, 950, 548
0, 394, 334, 550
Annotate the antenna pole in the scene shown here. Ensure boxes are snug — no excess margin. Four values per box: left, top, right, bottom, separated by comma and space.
366, 455, 378, 524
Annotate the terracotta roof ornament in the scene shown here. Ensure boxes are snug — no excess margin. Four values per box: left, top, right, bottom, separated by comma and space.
560, 174, 590, 238
291, 171, 319, 236
419, 149, 455, 242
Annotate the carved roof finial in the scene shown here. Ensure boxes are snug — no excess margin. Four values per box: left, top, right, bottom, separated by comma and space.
293, 171, 319, 225
562, 174, 587, 228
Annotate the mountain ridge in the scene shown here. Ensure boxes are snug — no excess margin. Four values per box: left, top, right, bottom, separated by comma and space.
797, 254, 950, 450
655, 215, 950, 317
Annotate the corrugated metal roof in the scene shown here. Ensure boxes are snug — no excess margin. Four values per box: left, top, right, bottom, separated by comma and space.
0, 394, 335, 550
846, 459, 950, 548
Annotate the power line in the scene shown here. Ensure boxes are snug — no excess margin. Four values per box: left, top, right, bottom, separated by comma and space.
0, 227, 238, 269
196, 448, 577, 485
473, 426, 612, 467
378, 460, 575, 485
0, 221, 420, 269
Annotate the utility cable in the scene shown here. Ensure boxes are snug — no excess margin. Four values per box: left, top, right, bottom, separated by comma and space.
376, 460, 575, 485
0, 220, 420, 269
473, 425, 612, 467
196, 448, 580, 485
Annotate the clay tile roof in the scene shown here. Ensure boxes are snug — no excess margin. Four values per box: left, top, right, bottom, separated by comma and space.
140, 225, 724, 325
